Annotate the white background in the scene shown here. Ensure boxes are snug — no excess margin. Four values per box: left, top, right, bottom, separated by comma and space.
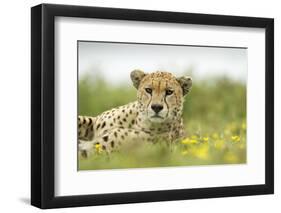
0, 0, 279, 212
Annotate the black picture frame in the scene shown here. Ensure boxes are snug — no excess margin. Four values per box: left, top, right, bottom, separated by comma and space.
31, 3, 274, 209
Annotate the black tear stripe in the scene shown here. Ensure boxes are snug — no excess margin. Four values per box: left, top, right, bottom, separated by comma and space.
164, 80, 170, 116
146, 78, 153, 109
158, 80, 161, 94
147, 95, 152, 110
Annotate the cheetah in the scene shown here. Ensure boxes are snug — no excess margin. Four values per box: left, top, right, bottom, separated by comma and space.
78, 70, 192, 157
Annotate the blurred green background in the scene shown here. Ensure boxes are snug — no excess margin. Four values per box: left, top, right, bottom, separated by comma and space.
78, 72, 246, 170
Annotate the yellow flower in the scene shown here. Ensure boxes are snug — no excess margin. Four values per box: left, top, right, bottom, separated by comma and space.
191, 135, 198, 139
181, 138, 198, 145
231, 135, 240, 142
190, 139, 198, 144
203, 137, 209, 142
181, 138, 190, 144
190, 145, 209, 160
189, 144, 209, 160
95, 143, 102, 153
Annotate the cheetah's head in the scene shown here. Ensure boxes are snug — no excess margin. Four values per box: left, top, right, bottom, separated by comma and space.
130, 70, 192, 123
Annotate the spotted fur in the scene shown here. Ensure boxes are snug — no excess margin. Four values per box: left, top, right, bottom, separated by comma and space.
78, 70, 192, 157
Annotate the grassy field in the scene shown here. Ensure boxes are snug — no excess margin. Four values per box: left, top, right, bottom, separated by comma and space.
78, 73, 246, 170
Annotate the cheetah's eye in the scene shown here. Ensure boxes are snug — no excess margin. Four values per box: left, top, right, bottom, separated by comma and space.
145, 88, 152, 94
165, 89, 174, 96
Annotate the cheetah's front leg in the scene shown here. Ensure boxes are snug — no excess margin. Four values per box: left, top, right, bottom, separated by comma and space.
79, 127, 151, 158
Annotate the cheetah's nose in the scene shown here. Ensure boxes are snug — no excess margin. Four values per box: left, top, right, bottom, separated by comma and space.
151, 104, 163, 113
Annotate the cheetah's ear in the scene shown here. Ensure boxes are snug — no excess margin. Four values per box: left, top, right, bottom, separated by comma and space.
176, 76, 192, 96
130, 69, 146, 89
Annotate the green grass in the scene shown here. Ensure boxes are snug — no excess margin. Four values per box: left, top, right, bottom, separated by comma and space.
78, 72, 246, 170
